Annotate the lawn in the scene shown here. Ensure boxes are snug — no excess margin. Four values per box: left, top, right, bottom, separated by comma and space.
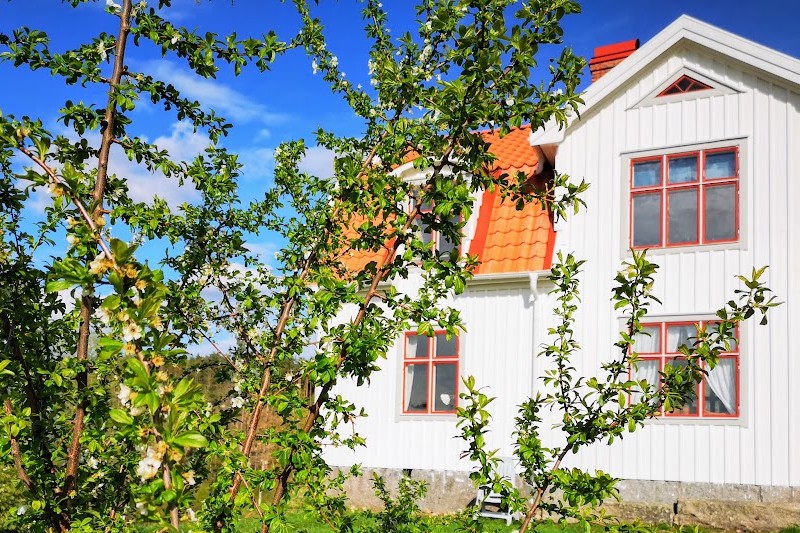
137, 511, 588, 532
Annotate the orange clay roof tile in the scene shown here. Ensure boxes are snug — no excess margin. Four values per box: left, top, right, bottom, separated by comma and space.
340, 125, 555, 277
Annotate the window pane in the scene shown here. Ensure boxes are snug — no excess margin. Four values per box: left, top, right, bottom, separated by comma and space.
437, 217, 461, 257
631, 359, 660, 404
705, 151, 736, 179
404, 364, 429, 412
664, 358, 698, 415
406, 335, 429, 358
633, 160, 661, 188
633, 325, 661, 353
704, 184, 736, 242
632, 193, 661, 247
668, 155, 698, 183
666, 324, 697, 352
668, 189, 698, 244
704, 358, 737, 415
435, 333, 457, 358
433, 364, 457, 412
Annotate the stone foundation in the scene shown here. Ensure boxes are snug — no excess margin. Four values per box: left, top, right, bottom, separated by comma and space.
341, 468, 800, 531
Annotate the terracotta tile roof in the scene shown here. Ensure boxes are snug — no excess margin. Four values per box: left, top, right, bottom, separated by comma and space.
469, 189, 554, 274
470, 125, 554, 275
339, 125, 555, 277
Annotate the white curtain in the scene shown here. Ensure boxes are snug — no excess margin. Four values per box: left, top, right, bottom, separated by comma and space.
404, 366, 415, 410
633, 326, 660, 353
705, 358, 736, 414
667, 324, 696, 352
405, 365, 429, 411
631, 359, 660, 404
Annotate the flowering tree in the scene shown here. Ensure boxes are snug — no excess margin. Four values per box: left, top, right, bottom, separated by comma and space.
1, 0, 588, 531
1, 0, 779, 531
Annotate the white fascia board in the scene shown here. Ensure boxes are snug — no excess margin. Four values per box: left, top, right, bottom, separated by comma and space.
532, 15, 800, 147
467, 270, 551, 294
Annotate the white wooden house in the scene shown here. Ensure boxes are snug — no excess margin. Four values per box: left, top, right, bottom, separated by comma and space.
325, 16, 800, 525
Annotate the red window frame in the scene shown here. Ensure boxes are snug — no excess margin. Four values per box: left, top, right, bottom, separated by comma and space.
630, 147, 739, 249
629, 321, 740, 418
657, 75, 713, 97
401, 331, 460, 415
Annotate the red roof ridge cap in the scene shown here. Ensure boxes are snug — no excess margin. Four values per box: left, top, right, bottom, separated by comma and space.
590, 39, 640, 64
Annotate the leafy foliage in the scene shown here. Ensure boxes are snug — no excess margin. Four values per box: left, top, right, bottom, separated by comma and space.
458, 252, 778, 532
372, 474, 429, 533
1, 0, 588, 531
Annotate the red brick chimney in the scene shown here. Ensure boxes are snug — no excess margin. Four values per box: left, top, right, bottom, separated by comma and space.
589, 38, 640, 83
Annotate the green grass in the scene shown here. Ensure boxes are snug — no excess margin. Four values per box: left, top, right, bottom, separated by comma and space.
136, 510, 587, 532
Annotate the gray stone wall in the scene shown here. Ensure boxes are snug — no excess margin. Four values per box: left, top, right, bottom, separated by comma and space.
343, 467, 800, 530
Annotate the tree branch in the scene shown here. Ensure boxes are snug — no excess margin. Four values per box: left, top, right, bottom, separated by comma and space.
62, 0, 133, 525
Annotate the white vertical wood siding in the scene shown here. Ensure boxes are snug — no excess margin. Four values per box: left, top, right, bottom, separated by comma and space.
324, 280, 536, 472
551, 46, 800, 487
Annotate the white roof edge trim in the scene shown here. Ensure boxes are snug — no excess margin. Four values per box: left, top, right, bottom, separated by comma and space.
467, 270, 550, 285
532, 14, 800, 146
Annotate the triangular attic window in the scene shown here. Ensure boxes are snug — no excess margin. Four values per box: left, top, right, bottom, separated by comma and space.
658, 75, 713, 96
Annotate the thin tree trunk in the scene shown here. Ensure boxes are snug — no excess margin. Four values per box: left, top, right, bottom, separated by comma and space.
61, 1, 133, 529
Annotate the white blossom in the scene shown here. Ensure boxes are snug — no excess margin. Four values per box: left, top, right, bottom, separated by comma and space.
66, 234, 79, 247
17, 506, 27, 516
330, 55, 338, 68
118, 384, 132, 406
87, 456, 99, 469
182, 470, 197, 486
505, 97, 515, 106
136, 447, 162, 481
105, 0, 121, 12
122, 322, 142, 342
231, 396, 245, 409
89, 253, 111, 275
367, 59, 375, 75
94, 306, 112, 327
311, 59, 319, 75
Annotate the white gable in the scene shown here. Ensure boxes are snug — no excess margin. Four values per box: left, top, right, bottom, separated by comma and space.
532, 14, 800, 149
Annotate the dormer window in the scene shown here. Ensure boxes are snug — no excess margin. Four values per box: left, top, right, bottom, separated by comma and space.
410, 192, 462, 258
657, 75, 712, 96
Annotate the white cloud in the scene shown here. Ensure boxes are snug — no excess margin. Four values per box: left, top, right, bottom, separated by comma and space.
24, 121, 206, 211
244, 241, 279, 263
299, 146, 336, 179
237, 147, 276, 181
118, 121, 207, 206
143, 60, 289, 125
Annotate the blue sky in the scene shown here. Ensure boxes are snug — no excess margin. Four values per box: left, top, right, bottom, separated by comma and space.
3, 0, 799, 212
1, 0, 798, 353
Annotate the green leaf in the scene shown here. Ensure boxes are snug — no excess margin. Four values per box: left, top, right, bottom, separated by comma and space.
109, 408, 134, 425
45, 280, 75, 293
172, 431, 208, 449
